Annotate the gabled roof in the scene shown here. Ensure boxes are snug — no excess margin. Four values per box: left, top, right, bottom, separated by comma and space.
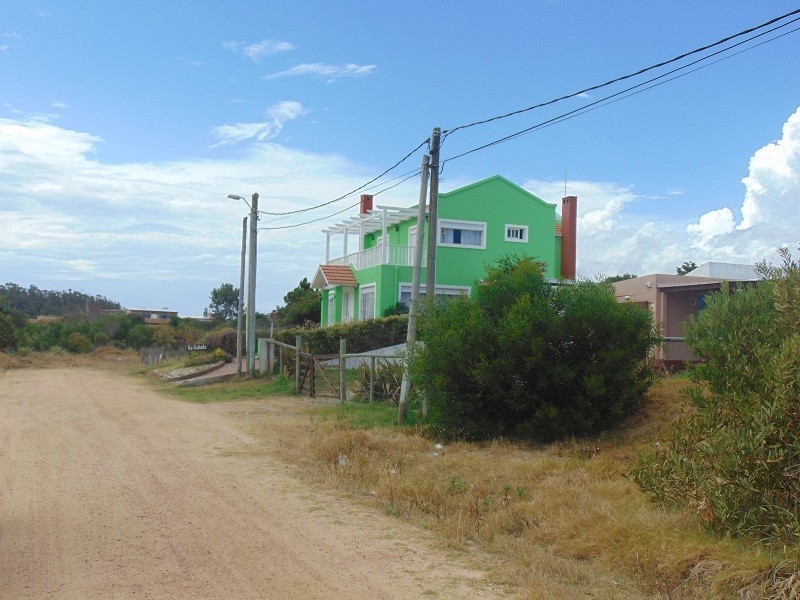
312, 264, 358, 289
439, 174, 553, 208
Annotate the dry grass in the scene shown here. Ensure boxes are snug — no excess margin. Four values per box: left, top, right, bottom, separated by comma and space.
1, 348, 140, 372
293, 377, 798, 599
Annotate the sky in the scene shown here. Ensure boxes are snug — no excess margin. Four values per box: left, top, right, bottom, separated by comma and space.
1, 1, 799, 316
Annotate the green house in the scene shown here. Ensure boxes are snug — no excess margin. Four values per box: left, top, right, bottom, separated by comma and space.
311, 175, 577, 325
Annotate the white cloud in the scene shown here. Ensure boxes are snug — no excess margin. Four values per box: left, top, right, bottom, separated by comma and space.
0, 115, 420, 315
519, 107, 800, 278
223, 39, 294, 61
52, 101, 68, 109
244, 40, 294, 60
212, 100, 305, 146
0, 45, 8, 52
265, 63, 377, 82
687, 207, 735, 250
739, 107, 800, 230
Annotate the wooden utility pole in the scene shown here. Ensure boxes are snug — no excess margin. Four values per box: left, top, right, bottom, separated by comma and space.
425, 127, 441, 298
398, 153, 430, 424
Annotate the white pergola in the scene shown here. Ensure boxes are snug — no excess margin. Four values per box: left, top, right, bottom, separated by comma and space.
322, 204, 421, 264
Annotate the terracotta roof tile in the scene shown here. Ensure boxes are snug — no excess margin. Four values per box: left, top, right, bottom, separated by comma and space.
319, 264, 358, 286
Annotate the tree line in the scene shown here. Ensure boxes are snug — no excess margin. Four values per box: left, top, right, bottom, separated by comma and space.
0, 282, 121, 317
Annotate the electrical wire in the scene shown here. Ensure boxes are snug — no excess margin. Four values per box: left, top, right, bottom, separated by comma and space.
442, 24, 800, 165
442, 7, 800, 136
259, 201, 361, 230
259, 170, 424, 231
257, 138, 429, 217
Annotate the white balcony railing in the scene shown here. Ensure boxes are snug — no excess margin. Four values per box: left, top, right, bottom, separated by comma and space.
327, 244, 426, 270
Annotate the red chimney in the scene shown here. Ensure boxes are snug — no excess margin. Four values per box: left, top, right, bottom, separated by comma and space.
360, 194, 373, 215
560, 196, 577, 280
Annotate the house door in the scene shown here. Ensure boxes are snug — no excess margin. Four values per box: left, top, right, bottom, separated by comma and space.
343, 288, 355, 322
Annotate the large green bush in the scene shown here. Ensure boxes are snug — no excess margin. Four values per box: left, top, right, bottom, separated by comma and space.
203, 327, 239, 355
633, 252, 800, 544
410, 255, 656, 441
275, 315, 408, 354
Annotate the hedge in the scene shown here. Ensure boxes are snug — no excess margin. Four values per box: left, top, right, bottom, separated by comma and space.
274, 315, 408, 354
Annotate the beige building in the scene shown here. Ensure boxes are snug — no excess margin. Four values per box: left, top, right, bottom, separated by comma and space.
612, 271, 756, 370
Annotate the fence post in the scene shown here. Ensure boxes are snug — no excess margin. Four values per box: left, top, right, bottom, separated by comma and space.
267, 340, 274, 377
339, 338, 346, 403
369, 355, 375, 402
258, 338, 267, 375
295, 335, 303, 394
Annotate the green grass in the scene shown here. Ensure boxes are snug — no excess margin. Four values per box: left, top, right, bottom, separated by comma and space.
164, 375, 294, 404
311, 398, 427, 430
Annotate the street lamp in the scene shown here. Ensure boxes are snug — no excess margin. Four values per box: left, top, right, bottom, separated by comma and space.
228, 193, 259, 377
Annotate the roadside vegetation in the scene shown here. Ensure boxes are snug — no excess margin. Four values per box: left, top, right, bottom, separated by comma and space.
634, 247, 800, 547
411, 255, 657, 441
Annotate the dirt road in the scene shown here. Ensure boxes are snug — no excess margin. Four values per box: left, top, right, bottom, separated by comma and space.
0, 368, 500, 599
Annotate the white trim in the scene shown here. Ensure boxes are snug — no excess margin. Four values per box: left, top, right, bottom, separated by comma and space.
397, 282, 471, 306
327, 291, 336, 326
438, 219, 487, 249
359, 284, 377, 321
504, 224, 529, 243
342, 287, 355, 323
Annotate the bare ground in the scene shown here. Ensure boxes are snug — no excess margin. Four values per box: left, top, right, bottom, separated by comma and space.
0, 368, 503, 599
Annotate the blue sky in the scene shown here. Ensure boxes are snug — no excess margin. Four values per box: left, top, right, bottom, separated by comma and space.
1, 1, 799, 316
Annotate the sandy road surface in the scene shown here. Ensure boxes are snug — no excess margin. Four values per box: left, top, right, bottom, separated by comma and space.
0, 368, 501, 599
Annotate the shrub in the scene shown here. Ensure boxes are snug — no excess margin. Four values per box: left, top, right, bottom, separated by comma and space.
183, 348, 232, 367
354, 359, 404, 403
152, 324, 176, 348
411, 255, 657, 441
203, 327, 239, 355
382, 302, 409, 317
633, 250, 800, 544
65, 332, 91, 353
0, 313, 16, 349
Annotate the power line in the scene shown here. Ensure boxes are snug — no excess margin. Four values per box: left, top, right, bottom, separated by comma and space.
259, 201, 361, 230
258, 138, 429, 217
259, 170, 424, 231
442, 23, 800, 165
442, 7, 800, 136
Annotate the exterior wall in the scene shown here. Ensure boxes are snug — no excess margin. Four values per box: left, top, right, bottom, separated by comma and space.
435, 177, 558, 287
321, 176, 562, 325
612, 274, 724, 367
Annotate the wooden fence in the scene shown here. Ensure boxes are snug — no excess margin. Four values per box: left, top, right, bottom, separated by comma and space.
259, 337, 401, 402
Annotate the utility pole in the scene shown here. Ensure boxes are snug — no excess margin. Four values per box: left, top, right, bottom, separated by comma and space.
426, 127, 441, 299
398, 154, 430, 425
236, 216, 247, 377
246, 193, 259, 377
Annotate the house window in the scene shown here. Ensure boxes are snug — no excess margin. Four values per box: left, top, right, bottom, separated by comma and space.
359, 285, 376, 320
398, 284, 470, 307
439, 219, 486, 249
505, 224, 528, 243
327, 291, 336, 325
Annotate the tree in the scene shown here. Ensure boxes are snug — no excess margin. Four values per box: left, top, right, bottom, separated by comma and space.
274, 278, 321, 327
676, 261, 697, 275
634, 247, 800, 544
603, 273, 637, 283
411, 255, 657, 441
208, 283, 239, 322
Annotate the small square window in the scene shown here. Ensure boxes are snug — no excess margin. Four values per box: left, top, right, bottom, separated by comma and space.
505, 224, 528, 243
